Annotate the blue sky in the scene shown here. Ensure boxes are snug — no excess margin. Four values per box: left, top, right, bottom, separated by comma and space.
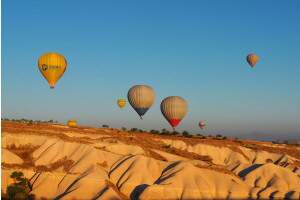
2, 1, 300, 138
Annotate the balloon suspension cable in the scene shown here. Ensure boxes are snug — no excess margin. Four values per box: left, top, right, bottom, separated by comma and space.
173, 127, 175, 131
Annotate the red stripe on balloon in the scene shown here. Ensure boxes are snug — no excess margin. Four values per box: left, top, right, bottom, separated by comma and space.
167, 119, 182, 127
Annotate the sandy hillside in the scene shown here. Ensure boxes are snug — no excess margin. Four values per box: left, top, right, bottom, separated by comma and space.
1, 122, 300, 200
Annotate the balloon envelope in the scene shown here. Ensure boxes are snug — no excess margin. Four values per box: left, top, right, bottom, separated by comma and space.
246, 54, 258, 68
127, 85, 156, 119
199, 121, 206, 129
160, 96, 188, 130
38, 52, 67, 89
67, 120, 77, 127
117, 98, 126, 109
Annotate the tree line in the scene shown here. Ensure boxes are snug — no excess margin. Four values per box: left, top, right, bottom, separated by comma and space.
1, 118, 57, 124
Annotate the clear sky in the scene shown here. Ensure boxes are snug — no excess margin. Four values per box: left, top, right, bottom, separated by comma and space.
2, 0, 300, 138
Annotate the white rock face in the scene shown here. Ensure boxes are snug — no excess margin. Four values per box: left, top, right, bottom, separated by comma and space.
2, 132, 300, 199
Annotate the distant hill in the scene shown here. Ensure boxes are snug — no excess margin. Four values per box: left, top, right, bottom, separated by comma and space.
275, 138, 300, 145
234, 131, 300, 143
234, 131, 275, 141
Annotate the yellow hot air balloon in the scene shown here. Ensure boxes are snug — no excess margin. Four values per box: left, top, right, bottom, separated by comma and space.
67, 120, 77, 127
128, 85, 156, 119
117, 98, 126, 109
199, 121, 206, 129
38, 52, 67, 89
246, 54, 258, 68
160, 96, 188, 131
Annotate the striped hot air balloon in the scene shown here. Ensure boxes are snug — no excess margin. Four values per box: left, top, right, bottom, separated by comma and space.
127, 85, 156, 119
199, 121, 206, 129
117, 98, 126, 109
38, 52, 67, 89
160, 96, 188, 131
246, 54, 258, 68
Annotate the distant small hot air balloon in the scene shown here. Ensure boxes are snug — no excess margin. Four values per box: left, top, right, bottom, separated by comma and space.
199, 121, 206, 129
161, 96, 188, 131
127, 85, 156, 119
38, 52, 67, 89
246, 54, 258, 68
117, 98, 126, 109
67, 120, 77, 127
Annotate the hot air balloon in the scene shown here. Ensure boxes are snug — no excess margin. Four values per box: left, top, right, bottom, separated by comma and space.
160, 96, 188, 131
117, 98, 126, 109
246, 54, 258, 68
67, 120, 77, 127
127, 85, 156, 119
38, 52, 67, 89
199, 121, 206, 129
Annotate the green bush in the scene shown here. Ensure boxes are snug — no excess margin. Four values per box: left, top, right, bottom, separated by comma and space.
121, 127, 127, 131
3, 171, 35, 200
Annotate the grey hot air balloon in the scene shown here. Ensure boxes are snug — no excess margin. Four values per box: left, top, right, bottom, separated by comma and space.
127, 85, 156, 119
160, 96, 188, 131
246, 54, 258, 68
199, 121, 206, 129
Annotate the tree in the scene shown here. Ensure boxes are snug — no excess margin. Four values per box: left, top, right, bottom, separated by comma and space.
182, 131, 190, 137
4, 171, 35, 200
102, 125, 109, 128
216, 134, 222, 137
121, 127, 127, 131
172, 131, 179, 135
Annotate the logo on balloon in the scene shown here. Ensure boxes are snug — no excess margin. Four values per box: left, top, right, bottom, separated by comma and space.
42, 64, 48, 71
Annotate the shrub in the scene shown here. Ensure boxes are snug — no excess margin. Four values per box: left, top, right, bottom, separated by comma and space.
265, 158, 273, 163
150, 129, 159, 134
161, 131, 172, 136
121, 127, 127, 131
102, 125, 109, 128
222, 136, 227, 140
130, 128, 138, 132
162, 145, 171, 148
138, 129, 143, 132
216, 134, 222, 137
